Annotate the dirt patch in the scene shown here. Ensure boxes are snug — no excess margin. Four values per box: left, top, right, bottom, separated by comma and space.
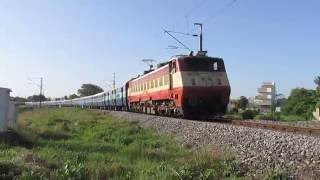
0, 130, 34, 149
23, 154, 57, 170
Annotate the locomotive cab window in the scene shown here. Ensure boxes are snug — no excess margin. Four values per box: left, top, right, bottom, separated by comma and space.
213, 62, 218, 71
182, 58, 224, 72
172, 62, 176, 73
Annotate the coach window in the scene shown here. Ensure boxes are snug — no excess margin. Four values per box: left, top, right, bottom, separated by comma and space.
164, 75, 169, 85
155, 79, 158, 88
159, 78, 163, 86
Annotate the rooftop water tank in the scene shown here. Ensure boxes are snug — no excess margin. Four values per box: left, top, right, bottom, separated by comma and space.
0, 87, 11, 132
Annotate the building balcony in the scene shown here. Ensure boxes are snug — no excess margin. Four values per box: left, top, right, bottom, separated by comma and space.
256, 100, 272, 106
258, 87, 272, 93
262, 82, 275, 86
255, 94, 272, 100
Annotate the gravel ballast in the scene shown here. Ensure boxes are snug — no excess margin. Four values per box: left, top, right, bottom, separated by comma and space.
107, 111, 320, 178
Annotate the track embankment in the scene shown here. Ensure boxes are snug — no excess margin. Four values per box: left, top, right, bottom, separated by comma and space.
107, 111, 320, 179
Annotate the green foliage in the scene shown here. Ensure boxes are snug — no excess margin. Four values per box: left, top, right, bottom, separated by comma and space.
241, 110, 257, 119
256, 113, 304, 122
1, 108, 243, 179
275, 98, 287, 108
69, 94, 79, 99
239, 96, 249, 110
77, 84, 103, 97
12, 96, 27, 102
282, 88, 319, 120
263, 168, 288, 180
314, 76, 320, 90
27, 94, 47, 102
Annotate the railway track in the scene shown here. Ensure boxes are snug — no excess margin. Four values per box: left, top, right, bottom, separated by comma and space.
101, 109, 320, 136
230, 120, 320, 136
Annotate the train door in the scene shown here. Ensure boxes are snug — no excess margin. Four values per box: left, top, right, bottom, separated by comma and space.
169, 60, 177, 90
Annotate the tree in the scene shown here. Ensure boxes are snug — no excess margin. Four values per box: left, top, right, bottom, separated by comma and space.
12, 96, 27, 102
27, 94, 47, 102
69, 94, 79, 99
77, 84, 103, 97
275, 93, 287, 108
282, 88, 318, 119
275, 98, 287, 108
314, 76, 320, 90
239, 96, 248, 110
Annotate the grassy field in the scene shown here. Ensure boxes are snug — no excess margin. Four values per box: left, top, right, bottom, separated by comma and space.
0, 108, 243, 179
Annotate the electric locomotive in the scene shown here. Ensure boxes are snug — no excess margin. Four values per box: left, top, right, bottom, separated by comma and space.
127, 52, 231, 118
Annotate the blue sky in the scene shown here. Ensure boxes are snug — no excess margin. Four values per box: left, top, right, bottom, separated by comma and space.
0, 0, 319, 98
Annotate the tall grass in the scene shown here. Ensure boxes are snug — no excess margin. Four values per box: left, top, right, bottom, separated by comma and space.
0, 108, 243, 179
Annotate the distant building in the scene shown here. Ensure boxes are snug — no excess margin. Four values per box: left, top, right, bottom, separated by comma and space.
255, 82, 276, 113
227, 98, 239, 112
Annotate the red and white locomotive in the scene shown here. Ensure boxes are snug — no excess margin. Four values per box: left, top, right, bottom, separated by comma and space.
128, 53, 230, 118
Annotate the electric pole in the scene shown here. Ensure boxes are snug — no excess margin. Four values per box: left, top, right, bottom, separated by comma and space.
113, 73, 115, 89
39, 77, 43, 108
27, 77, 43, 108
194, 23, 203, 52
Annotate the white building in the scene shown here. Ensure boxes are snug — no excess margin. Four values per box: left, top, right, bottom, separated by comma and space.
0, 87, 16, 132
255, 82, 276, 113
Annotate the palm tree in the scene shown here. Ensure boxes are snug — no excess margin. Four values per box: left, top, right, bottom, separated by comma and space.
314, 76, 320, 90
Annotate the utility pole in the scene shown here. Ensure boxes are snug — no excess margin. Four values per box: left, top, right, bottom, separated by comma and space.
194, 23, 203, 52
113, 73, 115, 89
39, 77, 43, 108
27, 77, 44, 108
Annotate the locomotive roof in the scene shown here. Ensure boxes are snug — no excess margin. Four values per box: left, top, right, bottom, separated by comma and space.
131, 54, 223, 82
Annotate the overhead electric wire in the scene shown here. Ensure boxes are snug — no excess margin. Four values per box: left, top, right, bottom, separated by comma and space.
164, 30, 197, 37
164, 30, 192, 51
202, 0, 237, 24
184, 0, 209, 18
188, 0, 238, 33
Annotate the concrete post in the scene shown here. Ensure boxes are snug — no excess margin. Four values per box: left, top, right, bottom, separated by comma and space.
0, 87, 11, 132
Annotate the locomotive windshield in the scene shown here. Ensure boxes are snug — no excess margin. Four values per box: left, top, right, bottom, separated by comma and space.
180, 57, 225, 72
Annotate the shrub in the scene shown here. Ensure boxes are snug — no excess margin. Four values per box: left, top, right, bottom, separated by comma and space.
241, 110, 257, 119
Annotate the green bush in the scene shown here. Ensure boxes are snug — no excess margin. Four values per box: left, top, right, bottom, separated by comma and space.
256, 113, 305, 121
241, 110, 257, 119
